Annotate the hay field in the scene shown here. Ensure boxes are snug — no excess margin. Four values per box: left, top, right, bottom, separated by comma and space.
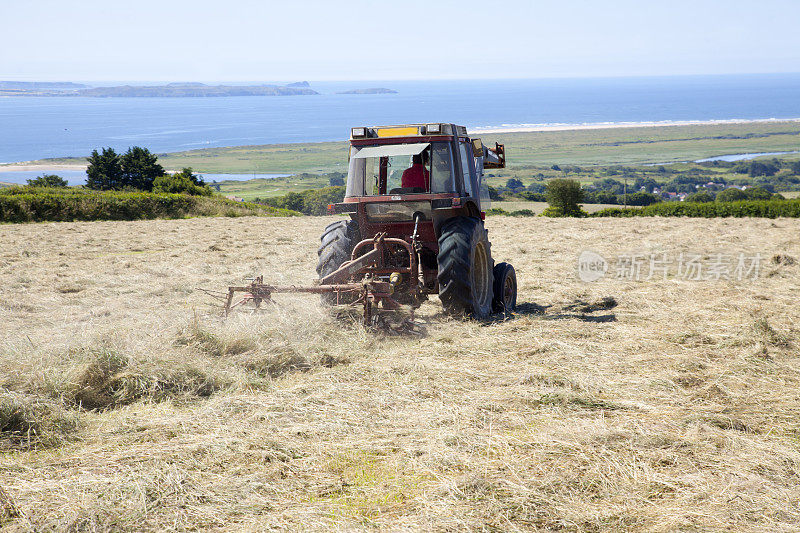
1, 215, 799, 531
492, 201, 628, 215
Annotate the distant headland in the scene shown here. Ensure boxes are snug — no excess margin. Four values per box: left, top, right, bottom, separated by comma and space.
0, 81, 319, 97
336, 88, 398, 94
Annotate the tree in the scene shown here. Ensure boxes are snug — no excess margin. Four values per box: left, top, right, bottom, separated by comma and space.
506, 178, 524, 190
85, 148, 123, 190
634, 177, 659, 193
684, 191, 715, 203
328, 175, 345, 186
526, 182, 546, 193
743, 186, 773, 200
595, 178, 624, 194
748, 161, 779, 177
152, 168, 212, 196
716, 188, 747, 202
545, 179, 584, 216
120, 146, 164, 191
487, 186, 502, 201
626, 192, 661, 206
172, 167, 205, 185
26, 174, 67, 188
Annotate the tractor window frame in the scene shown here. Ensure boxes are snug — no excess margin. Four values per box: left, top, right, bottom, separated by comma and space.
346, 141, 459, 197
457, 140, 477, 199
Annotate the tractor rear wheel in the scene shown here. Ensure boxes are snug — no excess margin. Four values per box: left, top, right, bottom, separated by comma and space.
492, 262, 517, 313
316, 219, 360, 304
437, 216, 494, 318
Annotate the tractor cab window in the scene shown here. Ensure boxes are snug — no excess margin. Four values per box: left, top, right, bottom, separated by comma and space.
430, 142, 456, 194
458, 141, 476, 198
346, 142, 458, 197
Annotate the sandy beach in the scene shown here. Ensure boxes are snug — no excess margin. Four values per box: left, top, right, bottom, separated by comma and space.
471, 117, 800, 134
0, 163, 87, 172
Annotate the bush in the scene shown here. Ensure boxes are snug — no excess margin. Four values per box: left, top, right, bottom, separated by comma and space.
625, 192, 661, 206
517, 191, 546, 202
748, 161, 779, 177
506, 178, 524, 190
26, 174, 68, 188
545, 179, 584, 217
591, 199, 800, 218
684, 191, 715, 203
732, 161, 779, 177
257, 186, 345, 216
743, 186, 773, 201
152, 168, 213, 196
583, 190, 619, 204
487, 186, 502, 201
542, 206, 587, 217
716, 188, 748, 202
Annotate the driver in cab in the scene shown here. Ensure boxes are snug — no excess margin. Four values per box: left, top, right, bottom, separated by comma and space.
401, 150, 430, 191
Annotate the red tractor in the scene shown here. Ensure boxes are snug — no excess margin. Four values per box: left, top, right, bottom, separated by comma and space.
223, 123, 517, 324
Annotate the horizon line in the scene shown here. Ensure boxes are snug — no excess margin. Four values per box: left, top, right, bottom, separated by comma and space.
2, 71, 800, 85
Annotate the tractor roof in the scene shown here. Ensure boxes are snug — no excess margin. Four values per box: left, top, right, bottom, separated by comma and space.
350, 123, 468, 140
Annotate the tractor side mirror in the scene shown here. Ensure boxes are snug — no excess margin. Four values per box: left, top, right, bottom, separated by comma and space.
471, 138, 484, 157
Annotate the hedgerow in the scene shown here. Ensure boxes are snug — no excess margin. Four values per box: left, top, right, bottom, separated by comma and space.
591, 199, 800, 218
0, 187, 298, 223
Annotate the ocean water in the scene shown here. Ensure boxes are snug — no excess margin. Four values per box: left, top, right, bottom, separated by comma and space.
1, 74, 799, 164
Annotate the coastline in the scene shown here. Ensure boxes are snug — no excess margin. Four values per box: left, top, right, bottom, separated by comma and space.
0, 118, 800, 174
470, 117, 800, 134
0, 163, 87, 172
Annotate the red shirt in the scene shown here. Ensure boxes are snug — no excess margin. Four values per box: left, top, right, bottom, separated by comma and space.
401, 164, 430, 190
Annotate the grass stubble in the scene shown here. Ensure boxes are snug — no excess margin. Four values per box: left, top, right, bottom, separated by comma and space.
0, 215, 798, 531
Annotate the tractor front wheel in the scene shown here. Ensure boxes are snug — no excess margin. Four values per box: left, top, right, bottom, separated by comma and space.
316, 219, 360, 304
492, 262, 517, 313
437, 216, 494, 318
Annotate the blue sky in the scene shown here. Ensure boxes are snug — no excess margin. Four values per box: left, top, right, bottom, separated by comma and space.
2, 0, 799, 82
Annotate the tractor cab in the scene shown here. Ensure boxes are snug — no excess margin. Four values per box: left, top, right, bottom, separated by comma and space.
332, 123, 504, 236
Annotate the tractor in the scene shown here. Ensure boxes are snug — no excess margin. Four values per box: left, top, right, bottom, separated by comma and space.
222, 123, 517, 325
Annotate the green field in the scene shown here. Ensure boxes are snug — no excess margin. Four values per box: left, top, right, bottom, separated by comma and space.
490, 200, 628, 214
11, 121, 800, 174
5, 121, 799, 201
152, 121, 800, 172
214, 174, 332, 200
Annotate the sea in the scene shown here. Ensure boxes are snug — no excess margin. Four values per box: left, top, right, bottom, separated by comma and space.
1, 74, 799, 185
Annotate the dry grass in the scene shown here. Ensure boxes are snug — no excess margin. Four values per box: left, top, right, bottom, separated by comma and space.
0, 215, 799, 531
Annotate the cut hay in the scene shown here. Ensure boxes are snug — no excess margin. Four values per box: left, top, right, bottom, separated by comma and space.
0, 215, 798, 530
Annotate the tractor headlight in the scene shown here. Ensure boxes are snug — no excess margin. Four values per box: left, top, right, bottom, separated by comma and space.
351, 127, 366, 138
425, 123, 441, 134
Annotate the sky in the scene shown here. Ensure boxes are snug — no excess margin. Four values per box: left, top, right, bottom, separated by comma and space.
2, 0, 800, 82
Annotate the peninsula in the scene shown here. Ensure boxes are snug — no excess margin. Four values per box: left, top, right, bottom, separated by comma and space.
0, 81, 319, 97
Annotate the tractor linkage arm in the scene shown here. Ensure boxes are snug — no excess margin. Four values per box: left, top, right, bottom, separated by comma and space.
217, 233, 421, 325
